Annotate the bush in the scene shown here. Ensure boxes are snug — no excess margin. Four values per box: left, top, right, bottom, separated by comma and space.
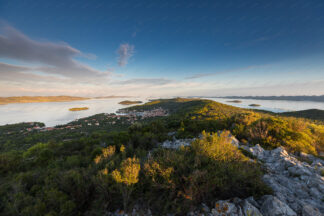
141, 131, 271, 214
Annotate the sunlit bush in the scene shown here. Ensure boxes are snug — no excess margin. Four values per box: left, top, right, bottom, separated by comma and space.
141, 131, 271, 214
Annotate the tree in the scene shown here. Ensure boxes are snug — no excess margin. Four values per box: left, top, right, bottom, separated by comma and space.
111, 157, 140, 211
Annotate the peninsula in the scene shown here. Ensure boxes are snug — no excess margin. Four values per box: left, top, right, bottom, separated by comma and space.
0, 96, 90, 105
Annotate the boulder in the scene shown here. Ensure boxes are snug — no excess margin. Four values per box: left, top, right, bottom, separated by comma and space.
260, 195, 297, 216
241, 199, 263, 216
302, 205, 322, 216
288, 164, 313, 176
212, 200, 243, 216
249, 144, 266, 159
271, 147, 289, 158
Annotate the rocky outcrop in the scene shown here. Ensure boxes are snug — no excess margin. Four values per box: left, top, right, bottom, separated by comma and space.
108, 137, 324, 216
259, 195, 296, 216
161, 138, 193, 149
161, 131, 240, 149
188, 143, 324, 216
241, 144, 324, 216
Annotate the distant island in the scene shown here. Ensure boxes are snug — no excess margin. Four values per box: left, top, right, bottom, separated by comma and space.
218, 95, 324, 103
249, 104, 261, 107
0, 96, 90, 105
227, 100, 242, 103
119, 100, 143, 105
69, 107, 89, 111
94, 95, 133, 99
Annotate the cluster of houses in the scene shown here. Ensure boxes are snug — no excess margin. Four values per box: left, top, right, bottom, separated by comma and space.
11, 108, 169, 135
120, 107, 168, 118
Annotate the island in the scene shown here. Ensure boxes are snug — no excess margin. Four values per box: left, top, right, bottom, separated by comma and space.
227, 100, 242, 103
1, 98, 323, 215
249, 104, 261, 107
69, 107, 89, 111
94, 95, 132, 99
0, 96, 90, 105
118, 100, 143, 105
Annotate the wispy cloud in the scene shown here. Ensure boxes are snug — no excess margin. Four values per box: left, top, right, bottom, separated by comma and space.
0, 62, 67, 83
0, 24, 107, 78
113, 78, 172, 85
117, 43, 134, 67
185, 65, 259, 79
0, 62, 30, 73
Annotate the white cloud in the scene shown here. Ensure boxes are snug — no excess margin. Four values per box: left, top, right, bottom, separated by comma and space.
117, 43, 134, 67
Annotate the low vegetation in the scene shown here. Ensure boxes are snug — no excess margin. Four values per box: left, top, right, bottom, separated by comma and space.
0, 98, 323, 215
280, 109, 324, 123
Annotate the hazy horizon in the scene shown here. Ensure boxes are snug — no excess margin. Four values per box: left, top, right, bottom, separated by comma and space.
1, 0, 324, 97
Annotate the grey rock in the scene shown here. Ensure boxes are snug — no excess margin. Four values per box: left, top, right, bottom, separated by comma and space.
241, 199, 263, 216
260, 195, 297, 216
271, 147, 289, 158
288, 165, 313, 176
247, 144, 324, 214
309, 187, 322, 200
302, 205, 322, 216
249, 144, 266, 159
201, 203, 210, 213
245, 197, 260, 209
212, 200, 243, 216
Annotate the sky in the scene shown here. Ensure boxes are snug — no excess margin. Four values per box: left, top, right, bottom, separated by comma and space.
0, 0, 324, 97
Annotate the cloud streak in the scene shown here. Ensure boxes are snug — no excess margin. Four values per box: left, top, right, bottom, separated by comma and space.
113, 78, 172, 85
0, 24, 107, 78
117, 43, 134, 67
185, 65, 259, 79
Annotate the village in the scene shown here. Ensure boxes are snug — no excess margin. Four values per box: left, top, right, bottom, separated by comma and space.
5, 108, 169, 134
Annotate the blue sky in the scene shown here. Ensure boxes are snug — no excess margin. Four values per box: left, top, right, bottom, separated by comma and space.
0, 0, 324, 96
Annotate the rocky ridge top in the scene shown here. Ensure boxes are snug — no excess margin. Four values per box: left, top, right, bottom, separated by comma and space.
108, 135, 324, 216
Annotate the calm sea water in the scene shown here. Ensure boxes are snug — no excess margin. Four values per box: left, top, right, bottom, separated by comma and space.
0, 98, 146, 127
0, 97, 323, 127
203, 97, 324, 113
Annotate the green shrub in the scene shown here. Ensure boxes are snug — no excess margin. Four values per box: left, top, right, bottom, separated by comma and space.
141, 131, 271, 214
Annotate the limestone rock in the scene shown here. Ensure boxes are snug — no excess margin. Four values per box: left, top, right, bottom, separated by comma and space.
212, 200, 243, 216
302, 205, 322, 216
241, 199, 263, 216
260, 195, 297, 216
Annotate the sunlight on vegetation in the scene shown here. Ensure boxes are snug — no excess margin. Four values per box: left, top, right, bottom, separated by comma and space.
0, 98, 323, 215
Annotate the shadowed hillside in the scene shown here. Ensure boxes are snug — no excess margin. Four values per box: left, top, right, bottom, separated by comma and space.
280, 109, 324, 123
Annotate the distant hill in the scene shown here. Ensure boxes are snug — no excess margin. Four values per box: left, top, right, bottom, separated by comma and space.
94, 95, 133, 99
218, 95, 324, 103
0, 96, 90, 105
280, 109, 324, 122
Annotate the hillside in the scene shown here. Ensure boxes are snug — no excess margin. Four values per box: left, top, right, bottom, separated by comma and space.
0, 98, 323, 215
0, 96, 90, 105
280, 109, 324, 122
